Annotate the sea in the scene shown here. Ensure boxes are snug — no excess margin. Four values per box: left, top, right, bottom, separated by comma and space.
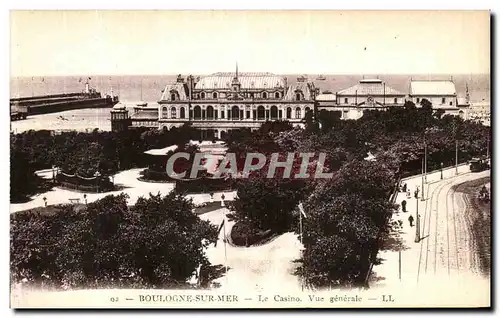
10, 74, 490, 133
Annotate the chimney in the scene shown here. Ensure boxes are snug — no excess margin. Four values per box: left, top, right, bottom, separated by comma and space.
187, 75, 194, 100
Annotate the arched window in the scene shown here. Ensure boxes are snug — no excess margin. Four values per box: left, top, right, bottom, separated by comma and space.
213, 92, 218, 99
162, 107, 168, 118
231, 106, 240, 120
207, 106, 214, 119
180, 107, 186, 119
270, 106, 278, 119
305, 107, 311, 113
257, 106, 265, 120
296, 93, 301, 101
171, 93, 176, 101
286, 107, 292, 119
262, 92, 268, 99
275, 92, 280, 99
193, 106, 202, 120
171, 107, 177, 119
200, 92, 206, 99
394, 98, 398, 104
295, 107, 302, 119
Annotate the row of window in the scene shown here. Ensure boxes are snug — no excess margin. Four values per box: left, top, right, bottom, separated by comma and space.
132, 121, 157, 127
340, 97, 400, 104
416, 97, 453, 106
162, 106, 311, 120
196, 91, 285, 100
170, 91, 306, 101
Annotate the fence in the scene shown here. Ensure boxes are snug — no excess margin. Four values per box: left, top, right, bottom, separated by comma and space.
56, 172, 113, 192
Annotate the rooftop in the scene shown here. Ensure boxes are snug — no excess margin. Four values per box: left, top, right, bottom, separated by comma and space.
410, 80, 457, 96
195, 72, 285, 90
337, 79, 404, 96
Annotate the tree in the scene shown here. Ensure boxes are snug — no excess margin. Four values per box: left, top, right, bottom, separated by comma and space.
296, 159, 397, 288
231, 176, 309, 233
10, 192, 219, 289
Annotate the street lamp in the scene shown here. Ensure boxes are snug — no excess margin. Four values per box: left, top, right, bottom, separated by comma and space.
94, 171, 101, 193
414, 211, 421, 243
420, 157, 425, 202
220, 193, 228, 284
52, 165, 56, 183
440, 162, 444, 180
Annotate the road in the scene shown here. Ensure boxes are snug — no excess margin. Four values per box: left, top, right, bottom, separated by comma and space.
372, 165, 491, 292
416, 170, 490, 281
199, 208, 302, 293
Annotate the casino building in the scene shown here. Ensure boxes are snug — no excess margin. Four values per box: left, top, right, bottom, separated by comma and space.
118, 68, 318, 139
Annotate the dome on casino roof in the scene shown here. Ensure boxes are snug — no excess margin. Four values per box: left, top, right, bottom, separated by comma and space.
113, 103, 126, 110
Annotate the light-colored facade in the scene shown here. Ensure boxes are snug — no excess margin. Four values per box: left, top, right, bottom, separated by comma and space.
316, 79, 406, 119
409, 80, 470, 119
139, 72, 317, 138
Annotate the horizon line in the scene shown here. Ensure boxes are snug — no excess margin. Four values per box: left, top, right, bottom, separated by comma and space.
10, 72, 490, 78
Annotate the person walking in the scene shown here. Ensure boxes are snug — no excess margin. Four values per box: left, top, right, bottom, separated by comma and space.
402, 183, 407, 193
408, 215, 414, 227
401, 200, 407, 212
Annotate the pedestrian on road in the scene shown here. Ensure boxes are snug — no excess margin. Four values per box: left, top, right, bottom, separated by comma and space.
402, 183, 407, 193
408, 215, 414, 227
401, 200, 407, 212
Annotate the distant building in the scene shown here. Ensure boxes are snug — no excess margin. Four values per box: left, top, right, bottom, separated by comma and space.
316, 79, 406, 119
110, 103, 132, 132
408, 80, 470, 119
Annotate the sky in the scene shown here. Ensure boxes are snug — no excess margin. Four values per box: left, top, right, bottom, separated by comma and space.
10, 10, 490, 76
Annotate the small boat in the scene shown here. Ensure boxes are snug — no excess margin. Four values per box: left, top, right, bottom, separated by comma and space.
316, 75, 326, 81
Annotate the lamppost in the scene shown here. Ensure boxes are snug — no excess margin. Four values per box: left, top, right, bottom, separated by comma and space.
440, 162, 444, 180
420, 158, 425, 202
414, 185, 420, 243
220, 193, 228, 284
94, 171, 101, 193
52, 165, 56, 183
414, 211, 421, 243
